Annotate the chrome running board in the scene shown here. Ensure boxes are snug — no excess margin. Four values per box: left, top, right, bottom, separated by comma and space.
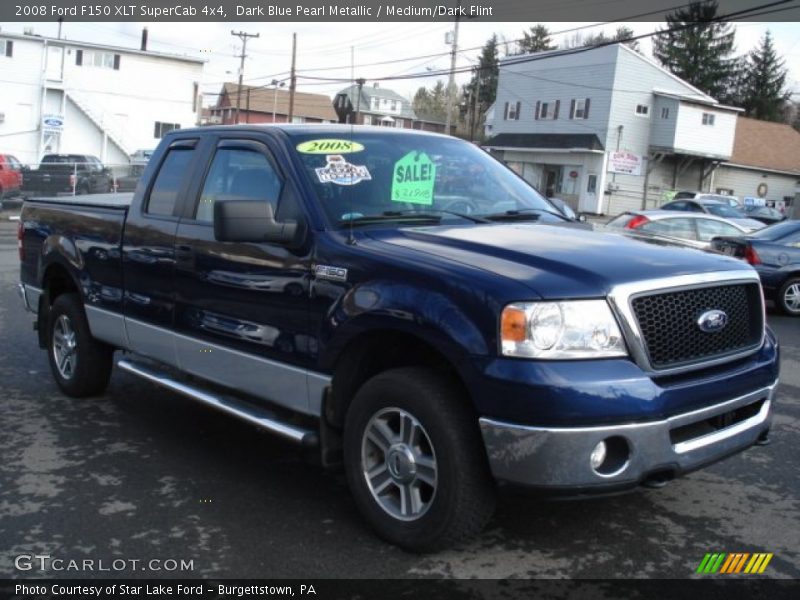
117, 359, 318, 446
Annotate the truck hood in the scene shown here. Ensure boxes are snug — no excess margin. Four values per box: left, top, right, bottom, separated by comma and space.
367, 222, 750, 299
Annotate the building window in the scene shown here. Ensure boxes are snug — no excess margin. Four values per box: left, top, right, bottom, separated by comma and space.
702, 113, 715, 126
661, 107, 670, 119
536, 100, 560, 120
635, 104, 649, 117
1, 40, 13, 58
154, 122, 180, 138
77, 50, 120, 70
505, 101, 521, 120
571, 98, 589, 119
390, 100, 397, 111
587, 174, 597, 194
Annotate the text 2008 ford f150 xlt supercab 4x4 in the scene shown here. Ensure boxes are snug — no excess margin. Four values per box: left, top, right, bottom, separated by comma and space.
18, 126, 779, 551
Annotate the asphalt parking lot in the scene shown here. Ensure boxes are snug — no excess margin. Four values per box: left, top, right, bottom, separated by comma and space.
0, 210, 798, 579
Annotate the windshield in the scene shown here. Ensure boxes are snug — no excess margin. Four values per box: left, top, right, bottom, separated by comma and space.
703, 203, 743, 218
288, 131, 558, 228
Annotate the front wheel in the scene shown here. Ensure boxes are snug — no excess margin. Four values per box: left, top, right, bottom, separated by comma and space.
47, 293, 114, 397
777, 277, 800, 316
344, 367, 496, 552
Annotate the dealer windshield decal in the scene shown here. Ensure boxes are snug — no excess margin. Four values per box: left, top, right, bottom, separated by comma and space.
297, 139, 364, 154
315, 155, 372, 185
391, 151, 436, 205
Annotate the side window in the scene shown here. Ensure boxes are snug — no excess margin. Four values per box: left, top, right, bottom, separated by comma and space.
663, 201, 686, 211
696, 219, 741, 242
195, 146, 282, 223
687, 202, 705, 213
641, 218, 697, 240
146, 146, 196, 217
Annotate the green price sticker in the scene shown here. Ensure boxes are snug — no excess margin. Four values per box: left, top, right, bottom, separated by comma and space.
391, 151, 437, 205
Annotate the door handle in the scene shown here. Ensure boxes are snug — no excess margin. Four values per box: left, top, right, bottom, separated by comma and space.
175, 245, 194, 259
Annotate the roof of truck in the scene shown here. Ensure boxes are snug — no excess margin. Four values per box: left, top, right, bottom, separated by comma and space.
170, 124, 453, 140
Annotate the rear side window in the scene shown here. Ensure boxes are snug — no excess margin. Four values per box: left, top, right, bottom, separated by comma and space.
641, 217, 697, 240
146, 147, 196, 216
195, 147, 282, 222
696, 218, 741, 241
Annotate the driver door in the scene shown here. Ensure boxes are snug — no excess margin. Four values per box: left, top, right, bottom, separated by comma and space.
172, 135, 316, 414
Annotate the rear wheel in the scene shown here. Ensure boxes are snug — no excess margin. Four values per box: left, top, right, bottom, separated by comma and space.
47, 293, 114, 397
343, 367, 496, 552
777, 277, 800, 316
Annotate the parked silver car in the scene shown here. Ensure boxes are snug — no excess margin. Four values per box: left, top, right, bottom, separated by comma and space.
605, 210, 751, 250
660, 197, 764, 231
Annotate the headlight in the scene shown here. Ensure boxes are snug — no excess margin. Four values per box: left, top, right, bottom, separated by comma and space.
500, 300, 627, 359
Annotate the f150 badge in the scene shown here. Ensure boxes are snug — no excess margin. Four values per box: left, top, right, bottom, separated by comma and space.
697, 309, 728, 333
315, 265, 348, 282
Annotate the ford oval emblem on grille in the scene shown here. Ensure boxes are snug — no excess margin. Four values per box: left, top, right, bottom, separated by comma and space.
697, 309, 728, 333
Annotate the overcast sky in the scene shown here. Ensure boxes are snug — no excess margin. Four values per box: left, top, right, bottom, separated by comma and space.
4, 20, 799, 104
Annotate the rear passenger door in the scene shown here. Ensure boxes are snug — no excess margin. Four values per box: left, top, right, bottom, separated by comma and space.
171, 135, 316, 414
122, 138, 202, 366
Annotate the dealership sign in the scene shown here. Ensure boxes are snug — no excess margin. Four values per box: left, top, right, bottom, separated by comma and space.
608, 151, 642, 176
42, 114, 64, 135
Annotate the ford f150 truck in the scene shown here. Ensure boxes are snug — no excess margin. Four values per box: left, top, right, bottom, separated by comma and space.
18, 126, 779, 551
22, 154, 114, 196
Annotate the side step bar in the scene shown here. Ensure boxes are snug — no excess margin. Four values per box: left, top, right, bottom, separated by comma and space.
117, 359, 318, 447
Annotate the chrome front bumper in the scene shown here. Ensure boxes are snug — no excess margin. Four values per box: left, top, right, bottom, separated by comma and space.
18, 283, 42, 313
479, 380, 778, 490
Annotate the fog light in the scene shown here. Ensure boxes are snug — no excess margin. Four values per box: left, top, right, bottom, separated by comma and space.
590, 440, 607, 470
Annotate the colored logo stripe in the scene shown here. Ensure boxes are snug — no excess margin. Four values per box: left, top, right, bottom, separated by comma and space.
697, 553, 773, 574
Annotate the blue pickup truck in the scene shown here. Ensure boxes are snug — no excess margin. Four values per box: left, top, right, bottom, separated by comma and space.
18, 126, 779, 551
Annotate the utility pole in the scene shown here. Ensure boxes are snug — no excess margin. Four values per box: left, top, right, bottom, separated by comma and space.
355, 78, 366, 124
231, 30, 260, 124
444, 0, 461, 136
288, 33, 297, 121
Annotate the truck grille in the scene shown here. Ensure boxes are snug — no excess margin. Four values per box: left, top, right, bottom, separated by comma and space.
631, 283, 763, 370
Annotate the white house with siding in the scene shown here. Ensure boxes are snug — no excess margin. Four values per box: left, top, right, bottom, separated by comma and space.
484, 44, 742, 215
0, 29, 204, 166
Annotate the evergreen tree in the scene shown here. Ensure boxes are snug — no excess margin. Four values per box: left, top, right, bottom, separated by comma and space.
652, 1, 738, 101
738, 31, 790, 121
516, 25, 555, 55
412, 81, 448, 119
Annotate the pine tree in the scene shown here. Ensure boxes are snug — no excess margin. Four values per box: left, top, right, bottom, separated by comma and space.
516, 25, 555, 55
652, 0, 738, 101
738, 31, 790, 122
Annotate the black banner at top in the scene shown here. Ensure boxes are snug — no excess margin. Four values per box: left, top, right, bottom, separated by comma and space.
2, 0, 800, 22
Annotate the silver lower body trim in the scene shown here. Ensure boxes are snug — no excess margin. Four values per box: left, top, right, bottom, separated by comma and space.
18, 283, 42, 313
117, 359, 318, 446
479, 380, 778, 489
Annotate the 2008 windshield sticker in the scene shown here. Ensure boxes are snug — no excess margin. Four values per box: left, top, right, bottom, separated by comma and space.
392, 151, 436, 205
315, 155, 372, 186
297, 139, 365, 154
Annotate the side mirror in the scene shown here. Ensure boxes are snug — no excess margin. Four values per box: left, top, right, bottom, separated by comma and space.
214, 199, 300, 246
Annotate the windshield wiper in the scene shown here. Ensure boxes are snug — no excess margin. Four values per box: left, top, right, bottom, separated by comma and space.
382, 209, 491, 224
482, 207, 566, 222
341, 209, 489, 227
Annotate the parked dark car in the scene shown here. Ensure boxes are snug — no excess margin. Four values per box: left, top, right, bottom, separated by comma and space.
743, 205, 787, 226
22, 154, 114, 196
18, 125, 779, 550
660, 198, 764, 231
0, 153, 24, 201
711, 220, 800, 316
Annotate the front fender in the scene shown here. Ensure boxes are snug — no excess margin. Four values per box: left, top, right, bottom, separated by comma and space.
318, 279, 489, 371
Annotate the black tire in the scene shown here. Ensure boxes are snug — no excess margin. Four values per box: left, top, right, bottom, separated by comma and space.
777, 277, 800, 316
47, 293, 114, 397
343, 367, 496, 552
